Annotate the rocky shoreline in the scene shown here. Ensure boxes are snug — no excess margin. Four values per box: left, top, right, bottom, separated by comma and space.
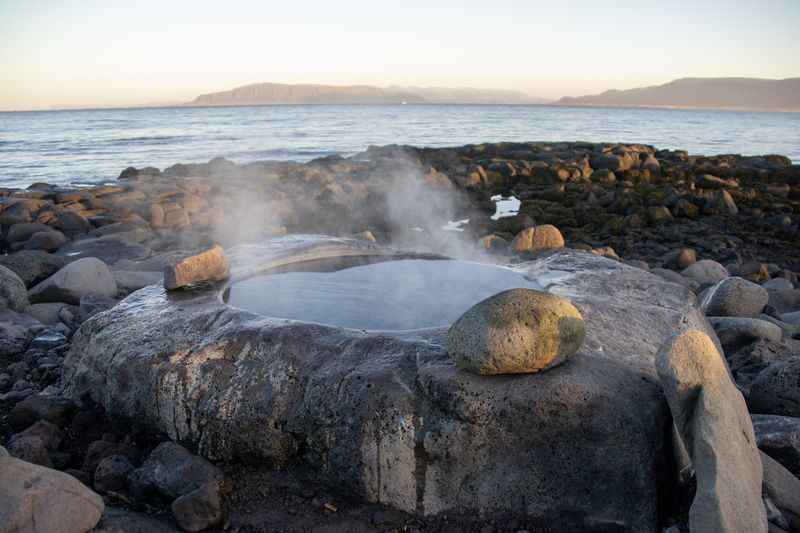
0, 141, 799, 532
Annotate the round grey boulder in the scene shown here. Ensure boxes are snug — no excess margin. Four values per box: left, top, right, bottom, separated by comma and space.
0, 265, 29, 312
682, 259, 730, 286
701, 277, 769, 317
29, 257, 117, 305
707, 317, 782, 353
448, 288, 585, 375
24, 230, 67, 252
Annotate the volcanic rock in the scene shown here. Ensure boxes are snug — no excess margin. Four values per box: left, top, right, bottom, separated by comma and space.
163, 244, 230, 290
682, 259, 730, 286
448, 288, 585, 375
128, 442, 224, 501
656, 329, 767, 533
62, 237, 715, 531
0, 322, 32, 356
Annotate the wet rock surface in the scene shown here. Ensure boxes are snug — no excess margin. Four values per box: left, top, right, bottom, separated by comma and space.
60, 236, 713, 532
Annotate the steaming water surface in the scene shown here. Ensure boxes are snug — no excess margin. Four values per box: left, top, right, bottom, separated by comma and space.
225, 259, 540, 330
2, 104, 798, 188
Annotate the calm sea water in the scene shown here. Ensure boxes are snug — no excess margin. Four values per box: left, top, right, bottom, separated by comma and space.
1, 104, 798, 188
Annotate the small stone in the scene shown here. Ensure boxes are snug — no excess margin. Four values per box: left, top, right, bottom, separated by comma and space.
448, 288, 585, 375
163, 245, 230, 290
171, 482, 223, 532
128, 442, 224, 501
663, 248, 697, 270
738, 261, 771, 283
7, 434, 52, 467
701, 277, 769, 317
478, 234, 509, 253
94, 454, 134, 493
24, 230, 67, 252
509, 225, 564, 254
8, 393, 76, 431
82, 439, 141, 474
681, 259, 730, 286
714, 189, 738, 215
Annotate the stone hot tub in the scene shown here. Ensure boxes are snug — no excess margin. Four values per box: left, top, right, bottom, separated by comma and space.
224, 257, 542, 331
62, 235, 714, 532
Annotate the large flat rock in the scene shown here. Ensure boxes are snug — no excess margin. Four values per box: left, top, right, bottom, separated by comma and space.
62, 236, 714, 532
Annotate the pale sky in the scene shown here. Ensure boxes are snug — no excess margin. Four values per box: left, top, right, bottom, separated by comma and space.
1, 0, 799, 111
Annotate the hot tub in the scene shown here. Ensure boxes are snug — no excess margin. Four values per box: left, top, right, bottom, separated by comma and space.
223, 258, 540, 330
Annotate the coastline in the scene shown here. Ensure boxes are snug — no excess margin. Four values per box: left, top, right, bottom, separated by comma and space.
0, 140, 798, 531
5, 101, 800, 114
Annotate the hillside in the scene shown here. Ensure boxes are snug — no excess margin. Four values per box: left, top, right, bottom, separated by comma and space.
189, 82, 544, 105
391, 86, 548, 104
556, 77, 800, 111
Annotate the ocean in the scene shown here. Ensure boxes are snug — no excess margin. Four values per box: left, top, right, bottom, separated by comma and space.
1, 104, 798, 189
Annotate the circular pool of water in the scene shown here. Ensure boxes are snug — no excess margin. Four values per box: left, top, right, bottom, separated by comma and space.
224, 258, 540, 331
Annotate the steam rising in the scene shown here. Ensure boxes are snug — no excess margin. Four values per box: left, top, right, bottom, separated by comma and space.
200, 150, 484, 259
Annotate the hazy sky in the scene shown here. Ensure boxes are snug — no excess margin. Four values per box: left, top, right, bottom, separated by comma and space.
1, 0, 799, 110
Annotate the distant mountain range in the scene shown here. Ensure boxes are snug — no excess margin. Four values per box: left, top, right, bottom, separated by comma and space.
556, 77, 800, 112
188, 82, 548, 106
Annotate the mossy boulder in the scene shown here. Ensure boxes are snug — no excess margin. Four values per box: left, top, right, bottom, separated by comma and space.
448, 288, 585, 375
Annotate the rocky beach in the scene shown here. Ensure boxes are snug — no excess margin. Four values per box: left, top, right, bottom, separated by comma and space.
1, 141, 800, 533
